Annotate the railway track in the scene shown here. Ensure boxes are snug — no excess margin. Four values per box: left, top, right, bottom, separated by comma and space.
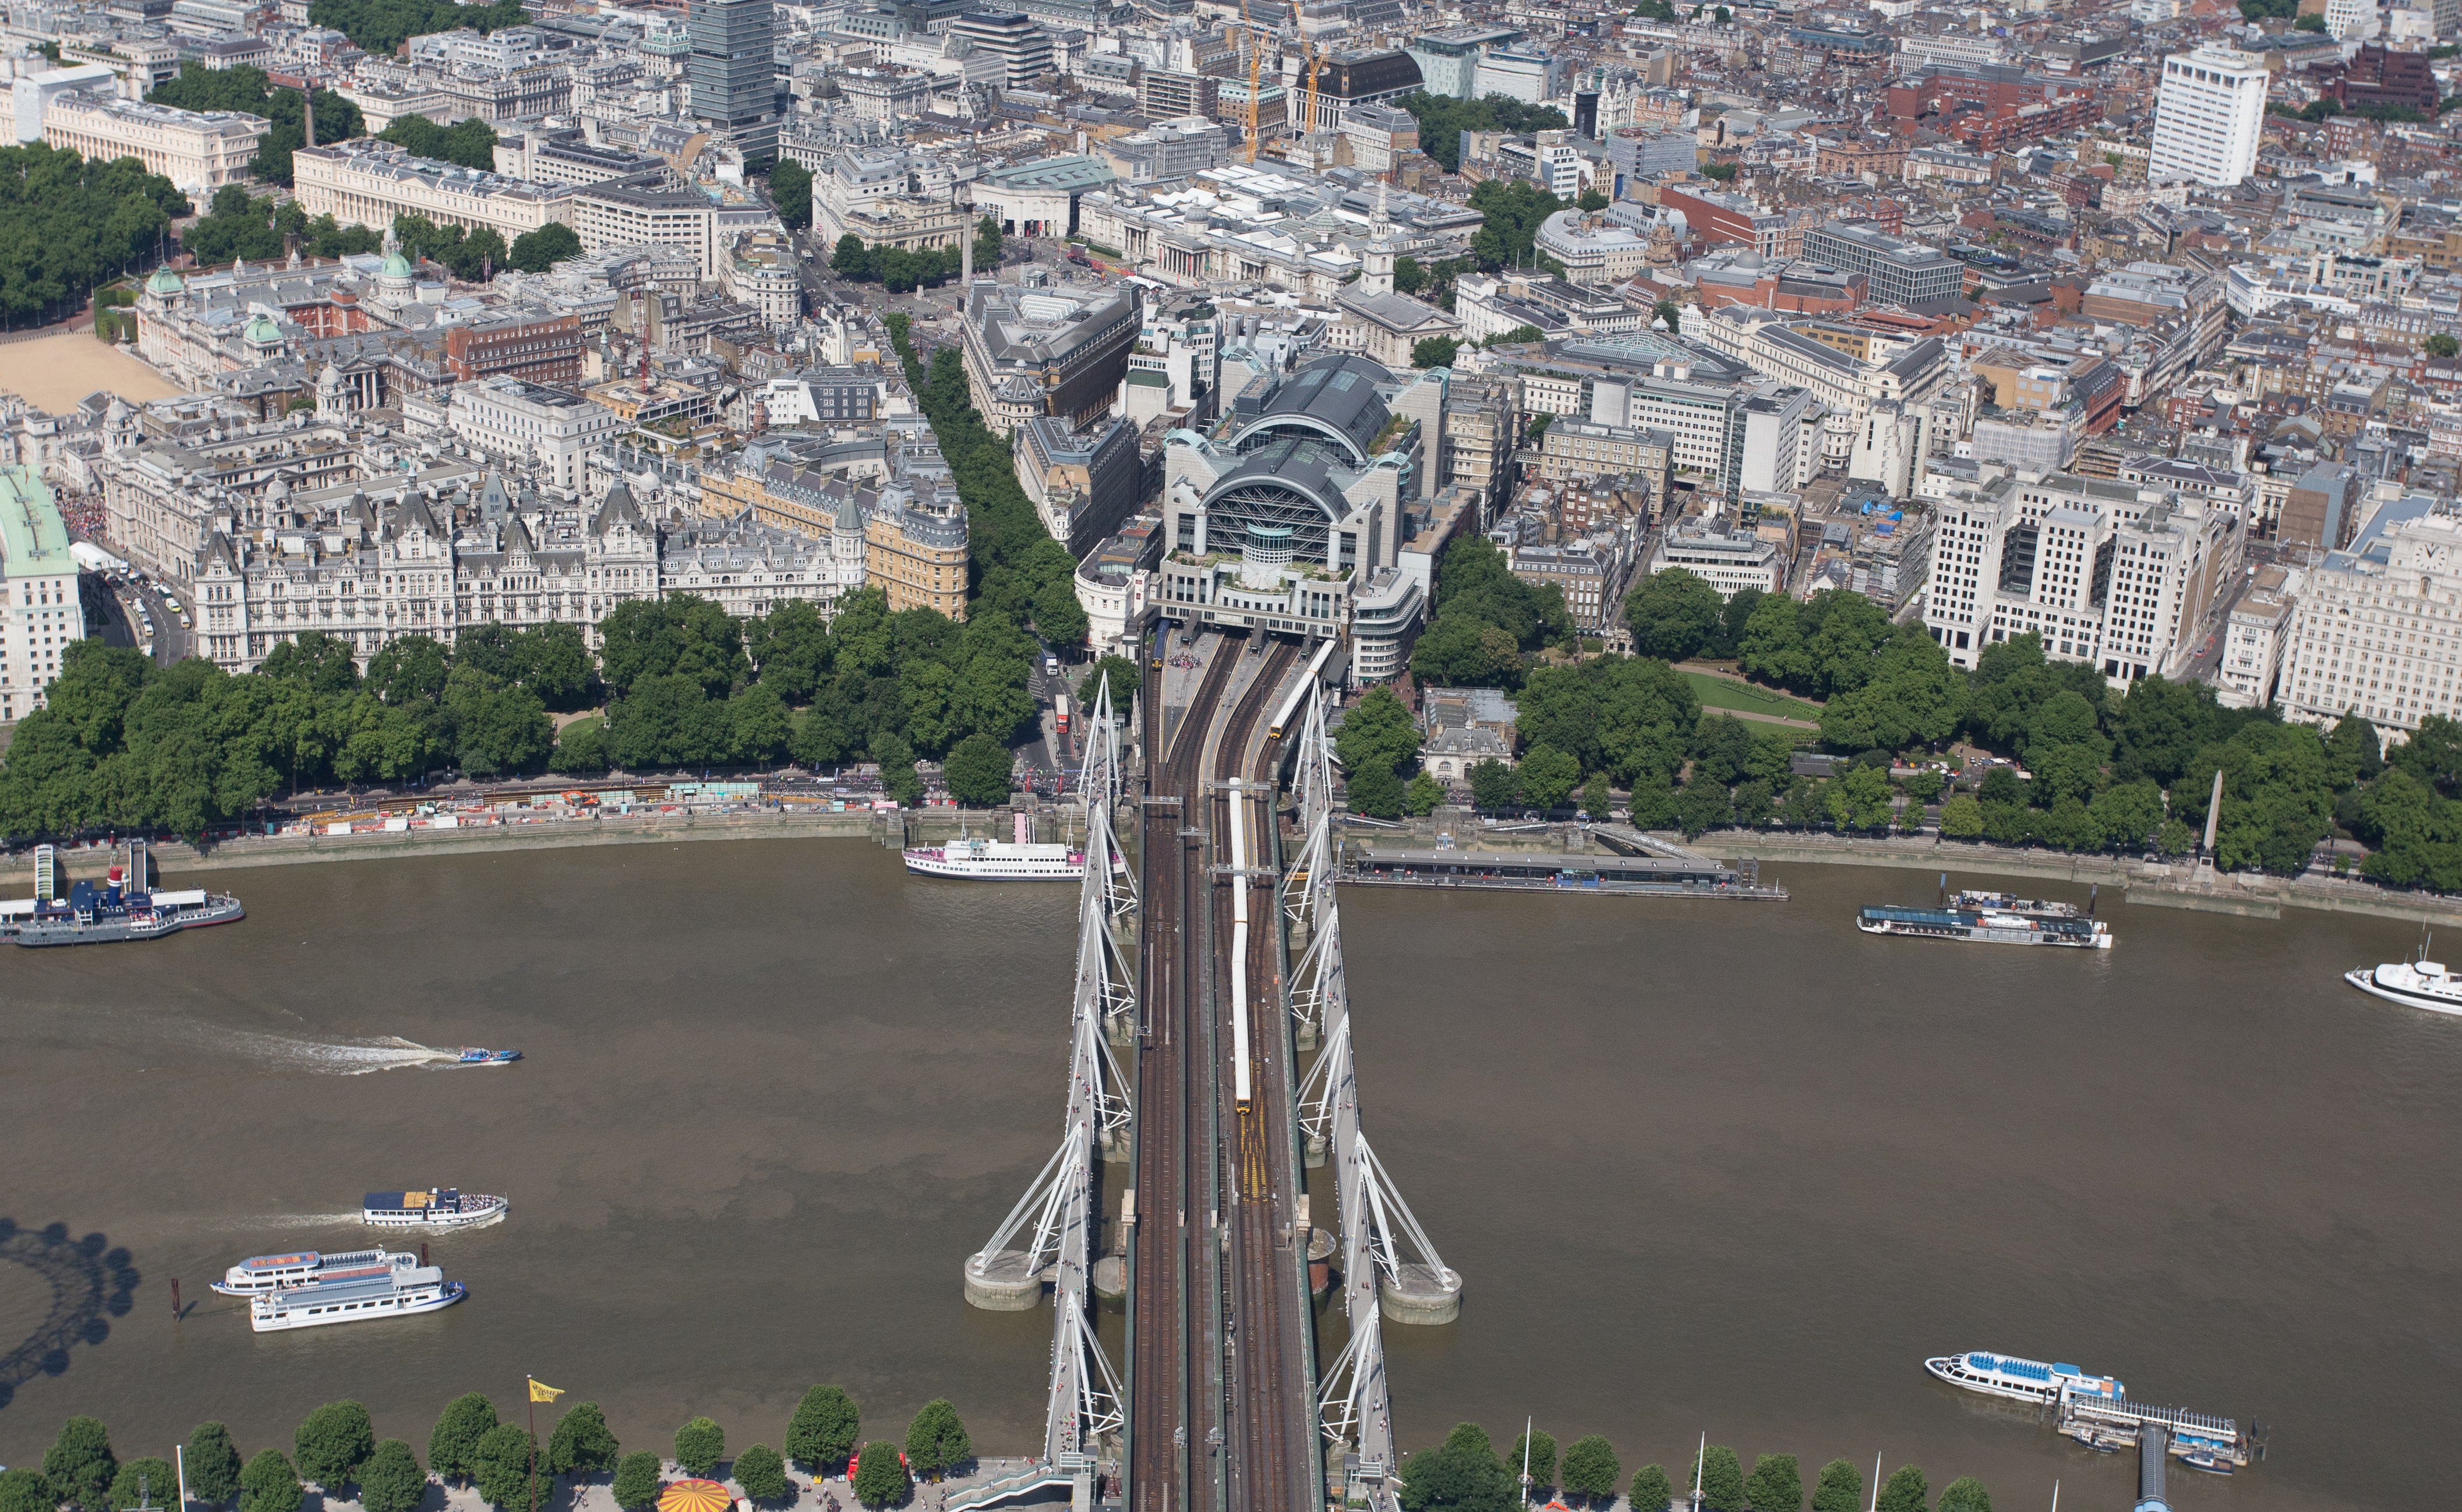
1128, 634, 1236, 1512
1127, 631, 1315, 1512
1206, 638, 1313, 1512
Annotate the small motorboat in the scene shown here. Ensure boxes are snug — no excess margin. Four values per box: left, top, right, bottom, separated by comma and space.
451, 1048, 522, 1066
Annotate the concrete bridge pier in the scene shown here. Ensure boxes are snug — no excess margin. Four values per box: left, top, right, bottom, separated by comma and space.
1304, 1131, 1328, 1167
962, 1250, 1044, 1310
1379, 1262, 1463, 1325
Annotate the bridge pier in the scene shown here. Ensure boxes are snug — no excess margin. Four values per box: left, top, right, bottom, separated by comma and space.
1092, 1253, 1125, 1300
962, 1251, 1044, 1311
1378, 1263, 1462, 1325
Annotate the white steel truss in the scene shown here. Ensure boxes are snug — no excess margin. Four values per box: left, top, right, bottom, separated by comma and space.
967, 674, 1132, 1471
1284, 688, 1456, 1505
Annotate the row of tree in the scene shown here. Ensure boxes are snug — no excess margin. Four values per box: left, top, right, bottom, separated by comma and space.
829, 220, 1004, 294
0, 144, 188, 328
883, 315, 1089, 647
1407, 537, 1574, 689
766, 161, 813, 231
307, 0, 528, 54
1397, 1423, 1991, 1512
175, 184, 583, 278
5, 1390, 963, 1512
376, 115, 499, 172
0, 574, 1058, 836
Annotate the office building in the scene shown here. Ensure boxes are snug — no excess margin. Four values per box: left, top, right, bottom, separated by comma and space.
1797, 221, 1967, 306
686, 0, 780, 158
446, 377, 623, 494
2277, 500, 2462, 733
1647, 519, 1785, 598
42, 93, 265, 197
951, 11, 1055, 90
2148, 45, 2267, 188
1016, 415, 1143, 559
292, 143, 574, 245
0, 467, 85, 720
961, 281, 1140, 436
1921, 469, 2241, 683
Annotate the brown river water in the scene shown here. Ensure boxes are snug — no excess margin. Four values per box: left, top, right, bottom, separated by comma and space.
0, 842, 2453, 1511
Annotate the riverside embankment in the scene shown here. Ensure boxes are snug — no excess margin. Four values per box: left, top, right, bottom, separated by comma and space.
0, 803, 1079, 884
1336, 814, 2462, 925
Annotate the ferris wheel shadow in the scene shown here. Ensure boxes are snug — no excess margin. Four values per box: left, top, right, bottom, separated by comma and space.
0, 1218, 140, 1414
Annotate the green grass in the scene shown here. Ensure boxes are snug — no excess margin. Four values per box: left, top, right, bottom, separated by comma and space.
1684, 671, 1821, 721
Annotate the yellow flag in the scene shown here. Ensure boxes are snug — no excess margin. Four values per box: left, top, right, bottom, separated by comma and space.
528, 1378, 565, 1403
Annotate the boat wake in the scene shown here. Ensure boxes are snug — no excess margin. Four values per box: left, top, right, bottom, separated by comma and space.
217, 1031, 461, 1076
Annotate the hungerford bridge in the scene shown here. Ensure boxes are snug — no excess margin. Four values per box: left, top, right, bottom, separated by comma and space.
951, 630, 1457, 1512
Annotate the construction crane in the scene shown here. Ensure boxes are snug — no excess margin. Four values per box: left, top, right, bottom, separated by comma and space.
1297, 29, 1324, 156
1240, 1, 1261, 163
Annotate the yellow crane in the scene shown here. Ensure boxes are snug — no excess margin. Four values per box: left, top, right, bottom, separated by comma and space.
1297, 30, 1324, 155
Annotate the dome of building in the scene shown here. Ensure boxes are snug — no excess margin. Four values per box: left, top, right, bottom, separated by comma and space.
380, 246, 414, 280
146, 265, 185, 296
246, 313, 282, 344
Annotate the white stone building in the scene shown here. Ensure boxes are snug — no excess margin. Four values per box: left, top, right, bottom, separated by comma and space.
0, 467, 86, 720
1921, 468, 2242, 683
42, 93, 266, 197
447, 376, 625, 496
293, 142, 575, 245
2277, 498, 2462, 734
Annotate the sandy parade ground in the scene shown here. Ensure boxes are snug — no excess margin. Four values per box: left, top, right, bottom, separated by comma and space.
0, 329, 180, 411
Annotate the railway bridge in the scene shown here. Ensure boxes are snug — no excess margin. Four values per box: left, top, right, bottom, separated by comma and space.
959, 628, 1457, 1512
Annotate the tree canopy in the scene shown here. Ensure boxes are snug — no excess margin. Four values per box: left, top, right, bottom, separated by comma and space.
294, 1402, 375, 1488
730, 1445, 788, 1503
849, 1444, 908, 1509
378, 115, 499, 171
358, 1443, 426, 1512
238, 1452, 301, 1512
509, 221, 582, 272
309, 0, 527, 53
0, 143, 187, 327
767, 160, 812, 231
45, 1418, 116, 1509
469, 1426, 546, 1512
785, 1386, 861, 1472
902, 1400, 970, 1481
1395, 91, 1570, 171
1411, 535, 1572, 688
1397, 1423, 1516, 1512
546, 1403, 619, 1476
185, 1425, 246, 1507
147, 65, 360, 186
428, 1395, 497, 1485
674, 1419, 725, 1479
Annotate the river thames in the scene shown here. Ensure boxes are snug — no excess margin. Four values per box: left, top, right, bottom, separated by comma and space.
1, 840, 2453, 1510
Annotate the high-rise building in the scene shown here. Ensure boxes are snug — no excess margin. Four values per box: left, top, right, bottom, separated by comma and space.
2147, 45, 2267, 188
949, 11, 1054, 90
686, 0, 779, 160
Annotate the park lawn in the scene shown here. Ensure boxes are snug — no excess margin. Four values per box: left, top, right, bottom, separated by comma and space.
1684, 671, 1821, 721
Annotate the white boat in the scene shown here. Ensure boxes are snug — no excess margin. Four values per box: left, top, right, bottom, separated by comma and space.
249, 1264, 463, 1332
363, 1188, 509, 1230
211, 1248, 417, 1297
1924, 1351, 2126, 1406
903, 836, 1088, 880
2344, 959, 2462, 1016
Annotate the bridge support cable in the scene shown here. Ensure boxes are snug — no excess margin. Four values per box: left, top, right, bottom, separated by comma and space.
962, 673, 1132, 1481
1281, 690, 1456, 1507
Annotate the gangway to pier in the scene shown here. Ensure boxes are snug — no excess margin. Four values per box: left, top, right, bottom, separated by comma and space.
2057, 1382, 2253, 1468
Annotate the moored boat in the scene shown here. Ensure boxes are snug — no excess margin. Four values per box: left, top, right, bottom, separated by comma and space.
248, 1263, 463, 1332
1924, 1351, 2125, 1405
1860, 904, 2112, 948
903, 836, 1090, 880
2, 842, 242, 947
363, 1188, 509, 1230
212, 1248, 417, 1296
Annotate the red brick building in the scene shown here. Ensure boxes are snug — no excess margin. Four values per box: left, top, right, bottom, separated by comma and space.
444, 313, 583, 386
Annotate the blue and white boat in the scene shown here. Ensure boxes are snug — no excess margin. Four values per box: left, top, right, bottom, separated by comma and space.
1924, 1351, 2125, 1406
451, 1047, 521, 1065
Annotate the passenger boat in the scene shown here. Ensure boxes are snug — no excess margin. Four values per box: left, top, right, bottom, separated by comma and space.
211, 1248, 417, 1296
451, 1048, 522, 1066
248, 1263, 463, 1332
1924, 1351, 2126, 1406
363, 1188, 509, 1230
903, 836, 1090, 880
1860, 886, 2112, 948
2343, 958, 2462, 1016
